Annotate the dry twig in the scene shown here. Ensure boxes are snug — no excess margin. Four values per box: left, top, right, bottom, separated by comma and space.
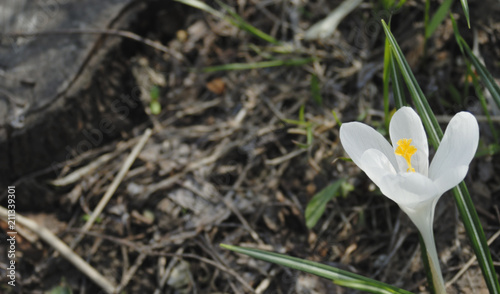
70, 128, 153, 248
0, 206, 116, 294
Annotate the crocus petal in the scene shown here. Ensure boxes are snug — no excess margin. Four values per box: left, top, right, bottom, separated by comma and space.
389, 107, 429, 176
359, 149, 397, 185
377, 171, 439, 208
340, 122, 399, 172
429, 112, 479, 194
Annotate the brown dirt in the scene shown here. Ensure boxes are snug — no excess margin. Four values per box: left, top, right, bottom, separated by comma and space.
0, 0, 499, 293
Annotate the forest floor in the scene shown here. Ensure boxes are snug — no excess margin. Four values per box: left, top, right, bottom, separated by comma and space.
1, 0, 499, 293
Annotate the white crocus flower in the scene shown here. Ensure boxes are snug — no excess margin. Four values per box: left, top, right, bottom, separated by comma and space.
340, 107, 479, 293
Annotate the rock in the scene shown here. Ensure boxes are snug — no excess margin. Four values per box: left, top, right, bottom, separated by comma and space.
0, 0, 186, 186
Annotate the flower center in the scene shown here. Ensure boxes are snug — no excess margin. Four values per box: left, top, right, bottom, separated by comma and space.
395, 138, 417, 172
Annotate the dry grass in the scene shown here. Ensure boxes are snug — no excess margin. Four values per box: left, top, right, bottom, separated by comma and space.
1, 0, 499, 293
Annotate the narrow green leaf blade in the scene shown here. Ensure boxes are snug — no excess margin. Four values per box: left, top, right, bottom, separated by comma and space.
452, 182, 500, 294
305, 179, 344, 228
425, 0, 454, 39
450, 14, 464, 53
389, 53, 406, 109
459, 0, 471, 28
311, 74, 322, 105
215, 0, 280, 44
202, 58, 314, 72
383, 31, 392, 128
468, 62, 499, 142
175, 0, 280, 45
459, 38, 500, 110
381, 20, 442, 147
382, 20, 500, 294
381, 0, 395, 10
220, 244, 415, 294
335, 280, 408, 294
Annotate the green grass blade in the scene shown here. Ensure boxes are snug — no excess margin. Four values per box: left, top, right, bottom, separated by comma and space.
468, 62, 499, 142
305, 179, 344, 228
384, 19, 405, 129
175, 0, 280, 44
381, 0, 395, 10
450, 14, 464, 53
332, 110, 342, 126
452, 183, 500, 294
451, 14, 500, 110
424, 0, 431, 37
311, 74, 322, 105
382, 20, 500, 294
459, 38, 500, 109
389, 53, 406, 109
202, 58, 314, 72
395, 0, 407, 9
425, 0, 454, 39
459, 0, 471, 28
383, 31, 391, 128
384, 33, 405, 128
215, 0, 280, 44
334, 280, 409, 294
220, 244, 415, 294
381, 20, 442, 147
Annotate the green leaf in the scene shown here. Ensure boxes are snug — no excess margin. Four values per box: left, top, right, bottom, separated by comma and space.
175, 0, 280, 45
459, 38, 500, 110
383, 20, 405, 130
150, 86, 161, 115
459, 0, 471, 28
382, 20, 500, 294
334, 280, 408, 294
150, 101, 161, 115
425, 0, 454, 39
383, 29, 391, 129
389, 52, 406, 109
299, 104, 305, 122
381, 0, 395, 10
150, 85, 160, 100
468, 62, 499, 142
381, 0, 407, 10
202, 58, 314, 72
381, 20, 442, 147
311, 74, 322, 105
424, 0, 430, 39
305, 179, 344, 228
331, 110, 342, 127
215, 0, 280, 44
282, 118, 310, 127
48, 278, 73, 294
450, 14, 464, 54
395, 0, 407, 10
306, 125, 313, 145
452, 14, 500, 117
48, 285, 73, 294
451, 182, 500, 294
476, 143, 500, 157
220, 244, 415, 294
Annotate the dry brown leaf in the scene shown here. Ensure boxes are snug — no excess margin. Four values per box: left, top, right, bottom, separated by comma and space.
206, 78, 226, 95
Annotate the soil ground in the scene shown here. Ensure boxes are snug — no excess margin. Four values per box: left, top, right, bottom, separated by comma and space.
0, 0, 499, 293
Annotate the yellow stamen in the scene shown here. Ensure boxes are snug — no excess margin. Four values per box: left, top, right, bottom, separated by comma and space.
395, 138, 417, 172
